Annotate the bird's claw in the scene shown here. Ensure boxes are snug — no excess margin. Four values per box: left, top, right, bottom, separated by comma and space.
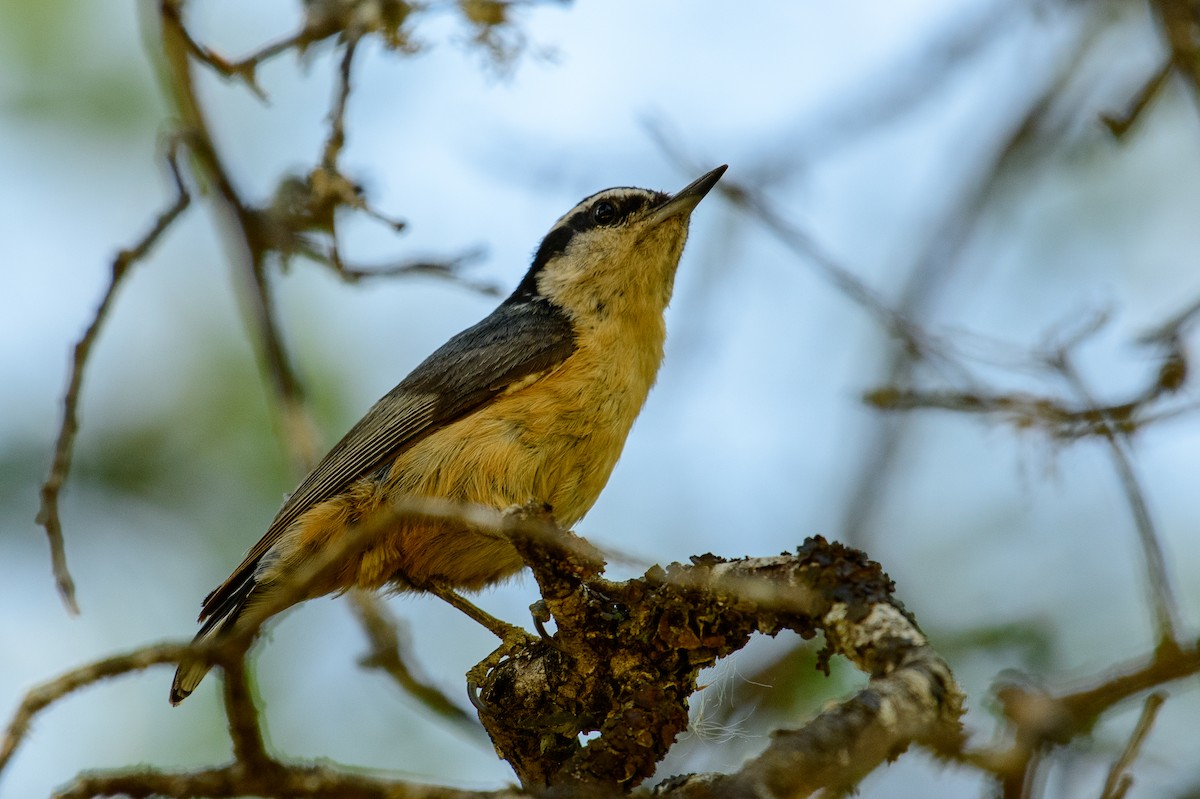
530, 599, 554, 641
466, 624, 539, 711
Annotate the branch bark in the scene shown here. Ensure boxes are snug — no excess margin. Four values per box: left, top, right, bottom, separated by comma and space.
472, 515, 965, 795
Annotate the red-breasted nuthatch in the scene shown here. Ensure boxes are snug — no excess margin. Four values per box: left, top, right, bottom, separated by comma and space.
170, 165, 727, 704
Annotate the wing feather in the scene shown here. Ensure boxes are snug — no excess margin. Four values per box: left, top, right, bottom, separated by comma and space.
199, 299, 576, 620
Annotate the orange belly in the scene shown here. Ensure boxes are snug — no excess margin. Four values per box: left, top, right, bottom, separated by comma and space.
271, 331, 663, 592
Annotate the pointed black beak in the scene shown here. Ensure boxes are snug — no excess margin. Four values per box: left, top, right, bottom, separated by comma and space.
647, 165, 728, 224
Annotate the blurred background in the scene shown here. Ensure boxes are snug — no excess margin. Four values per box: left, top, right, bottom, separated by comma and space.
3, 0, 1200, 796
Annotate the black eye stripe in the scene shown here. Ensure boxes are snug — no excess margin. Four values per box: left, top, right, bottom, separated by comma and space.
567, 193, 659, 232
522, 225, 575, 292
507, 189, 671, 304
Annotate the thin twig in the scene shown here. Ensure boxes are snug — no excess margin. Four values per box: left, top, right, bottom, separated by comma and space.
1138, 292, 1200, 345
1060, 644, 1199, 723
314, 34, 361, 275
1101, 59, 1173, 138
171, 15, 267, 97
310, 35, 438, 278
176, 11, 344, 98
645, 119, 930, 357
864, 387, 1193, 438
1148, 0, 1200, 108
334, 252, 500, 295
35, 141, 191, 615
311, 35, 412, 271
965, 643, 1200, 782
221, 655, 276, 774
54, 762, 510, 799
1052, 354, 1182, 646
321, 35, 359, 173
348, 592, 488, 741
1099, 692, 1166, 799
160, 0, 323, 473
0, 643, 191, 774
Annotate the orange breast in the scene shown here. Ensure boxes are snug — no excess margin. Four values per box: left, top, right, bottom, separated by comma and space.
278, 325, 666, 592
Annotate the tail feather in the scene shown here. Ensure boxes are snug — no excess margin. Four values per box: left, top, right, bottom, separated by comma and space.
170, 575, 256, 706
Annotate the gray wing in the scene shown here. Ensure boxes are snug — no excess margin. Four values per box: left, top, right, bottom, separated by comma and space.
199, 298, 576, 620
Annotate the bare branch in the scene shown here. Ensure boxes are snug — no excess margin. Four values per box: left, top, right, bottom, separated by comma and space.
864, 386, 1196, 440
1098, 692, 1165, 799
175, 0, 411, 95
968, 644, 1200, 784
1101, 59, 1174, 138
4, 500, 516, 795
160, 0, 324, 472
54, 763, 515, 799
221, 656, 275, 774
1058, 643, 1200, 723
1139, 292, 1200, 346
348, 592, 487, 741
35, 140, 191, 615
658, 648, 960, 798
0, 643, 191, 774
321, 34, 359, 175
157, 2, 520, 476
646, 120, 933, 360
8, 512, 968, 799
1148, 0, 1200, 111
834, 29, 1096, 547
330, 251, 500, 295
1051, 354, 1183, 646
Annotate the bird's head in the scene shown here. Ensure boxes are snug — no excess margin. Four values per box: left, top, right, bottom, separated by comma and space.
510, 165, 727, 326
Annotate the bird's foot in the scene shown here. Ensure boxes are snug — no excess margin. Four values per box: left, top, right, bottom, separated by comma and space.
529, 599, 555, 641
427, 583, 530, 641
466, 623, 540, 711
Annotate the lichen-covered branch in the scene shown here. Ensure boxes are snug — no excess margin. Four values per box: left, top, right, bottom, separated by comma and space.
10, 503, 1198, 799
6, 501, 968, 799
473, 514, 965, 794
657, 648, 959, 798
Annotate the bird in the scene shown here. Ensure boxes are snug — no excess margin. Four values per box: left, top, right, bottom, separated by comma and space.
170, 164, 728, 705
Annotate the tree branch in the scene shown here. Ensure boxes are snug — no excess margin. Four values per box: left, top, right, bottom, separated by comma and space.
1050, 353, 1183, 647
1098, 692, 1165, 799
0, 643, 191, 773
967, 644, 1200, 784
473, 516, 965, 794
54, 763, 512, 799
35, 139, 191, 615
348, 591, 488, 741
160, 0, 323, 472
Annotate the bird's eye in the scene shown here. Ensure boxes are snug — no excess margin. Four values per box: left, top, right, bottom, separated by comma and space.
592, 201, 617, 225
